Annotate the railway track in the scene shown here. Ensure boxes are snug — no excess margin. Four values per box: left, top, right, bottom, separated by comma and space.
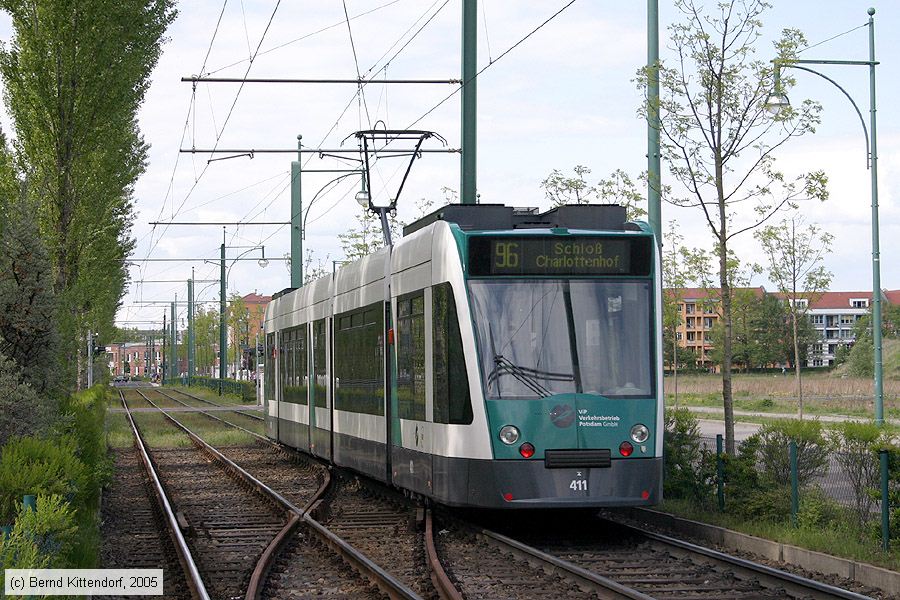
150, 387, 264, 432
428, 512, 876, 600
166, 386, 265, 421
118, 387, 421, 599
118, 387, 875, 599
99, 447, 191, 599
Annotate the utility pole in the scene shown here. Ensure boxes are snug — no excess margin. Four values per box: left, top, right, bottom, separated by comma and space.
291, 135, 303, 287
460, 0, 477, 204
87, 330, 93, 388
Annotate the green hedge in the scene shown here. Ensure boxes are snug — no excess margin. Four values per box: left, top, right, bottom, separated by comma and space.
0, 386, 111, 567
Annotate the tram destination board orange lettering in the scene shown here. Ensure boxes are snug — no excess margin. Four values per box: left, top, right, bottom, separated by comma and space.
468, 236, 652, 277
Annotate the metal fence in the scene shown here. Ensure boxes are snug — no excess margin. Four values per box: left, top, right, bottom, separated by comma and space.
697, 434, 894, 551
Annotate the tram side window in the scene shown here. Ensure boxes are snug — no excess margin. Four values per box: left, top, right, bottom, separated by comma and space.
313, 319, 327, 408
397, 293, 426, 421
265, 332, 276, 403
433, 283, 473, 425
286, 326, 309, 405
280, 329, 291, 403
334, 302, 385, 416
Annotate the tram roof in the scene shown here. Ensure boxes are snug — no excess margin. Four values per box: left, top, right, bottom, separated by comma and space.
403, 203, 634, 237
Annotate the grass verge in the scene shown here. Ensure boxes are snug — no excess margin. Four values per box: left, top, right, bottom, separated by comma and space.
658, 498, 900, 572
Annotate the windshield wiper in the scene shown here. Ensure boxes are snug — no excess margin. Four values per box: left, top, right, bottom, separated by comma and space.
488, 355, 575, 398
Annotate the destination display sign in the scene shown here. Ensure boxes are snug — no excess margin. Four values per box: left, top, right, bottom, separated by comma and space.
468, 236, 651, 277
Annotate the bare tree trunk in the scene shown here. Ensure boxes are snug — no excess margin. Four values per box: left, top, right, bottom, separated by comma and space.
793, 309, 803, 418
719, 240, 735, 454
673, 335, 679, 409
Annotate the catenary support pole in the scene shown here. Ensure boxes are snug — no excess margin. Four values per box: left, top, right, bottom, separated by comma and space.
881, 449, 890, 551
162, 312, 167, 384
868, 8, 883, 425
460, 0, 477, 204
647, 0, 661, 244
291, 135, 303, 287
220, 240, 226, 394
170, 299, 176, 383
188, 273, 195, 380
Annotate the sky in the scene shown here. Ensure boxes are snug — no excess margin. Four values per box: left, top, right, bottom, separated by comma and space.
3, 1, 899, 331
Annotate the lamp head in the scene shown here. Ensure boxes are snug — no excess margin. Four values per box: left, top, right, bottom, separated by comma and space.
765, 92, 791, 116
355, 190, 371, 209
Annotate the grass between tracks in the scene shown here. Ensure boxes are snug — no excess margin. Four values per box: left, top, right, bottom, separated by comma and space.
128, 411, 257, 448
658, 498, 900, 572
169, 384, 247, 405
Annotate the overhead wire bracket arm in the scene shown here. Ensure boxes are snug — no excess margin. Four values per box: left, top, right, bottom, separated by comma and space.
182, 76, 462, 85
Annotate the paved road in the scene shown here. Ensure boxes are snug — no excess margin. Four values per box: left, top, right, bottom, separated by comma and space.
686, 406, 898, 442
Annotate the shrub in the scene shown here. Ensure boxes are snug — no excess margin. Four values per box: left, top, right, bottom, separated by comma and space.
663, 408, 715, 505
57, 387, 112, 502
755, 419, 830, 487
0, 350, 54, 447
797, 486, 846, 531
0, 437, 87, 523
0, 495, 77, 568
828, 421, 890, 529
721, 434, 791, 522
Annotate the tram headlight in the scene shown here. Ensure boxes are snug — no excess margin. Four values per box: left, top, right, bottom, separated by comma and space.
499, 425, 520, 445
630, 424, 650, 444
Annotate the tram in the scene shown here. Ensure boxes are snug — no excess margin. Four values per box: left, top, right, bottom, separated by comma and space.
262, 203, 663, 508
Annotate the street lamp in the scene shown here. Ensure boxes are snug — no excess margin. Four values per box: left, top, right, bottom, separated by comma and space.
766, 7, 883, 424
207, 242, 269, 394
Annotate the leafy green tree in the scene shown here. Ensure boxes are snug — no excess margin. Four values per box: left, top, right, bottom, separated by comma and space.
637, 0, 826, 452
193, 308, 220, 376
0, 0, 176, 389
227, 294, 249, 377
663, 221, 689, 404
338, 207, 403, 260
541, 165, 647, 220
0, 199, 58, 393
756, 215, 833, 417
0, 351, 54, 446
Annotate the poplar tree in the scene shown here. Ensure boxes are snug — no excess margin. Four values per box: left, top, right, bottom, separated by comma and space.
638, 0, 827, 452
0, 0, 176, 386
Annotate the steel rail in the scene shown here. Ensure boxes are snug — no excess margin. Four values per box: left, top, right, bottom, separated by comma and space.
160, 387, 264, 421
139, 387, 421, 599
118, 390, 211, 600
425, 509, 463, 600
135, 388, 305, 600
479, 527, 655, 600
628, 524, 874, 600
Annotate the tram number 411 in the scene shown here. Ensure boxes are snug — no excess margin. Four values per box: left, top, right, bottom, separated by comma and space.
569, 478, 588, 492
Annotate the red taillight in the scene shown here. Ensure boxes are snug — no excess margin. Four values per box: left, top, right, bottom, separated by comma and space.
641, 490, 650, 500
619, 441, 634, 457
519, 442, 535, 458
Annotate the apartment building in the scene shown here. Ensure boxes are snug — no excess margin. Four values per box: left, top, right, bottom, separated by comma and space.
668, 287, 899, 369
668, 287, 766, 368
805, 290, 900, 367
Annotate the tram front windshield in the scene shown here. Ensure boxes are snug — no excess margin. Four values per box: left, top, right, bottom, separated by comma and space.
468, 279, 652, 399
